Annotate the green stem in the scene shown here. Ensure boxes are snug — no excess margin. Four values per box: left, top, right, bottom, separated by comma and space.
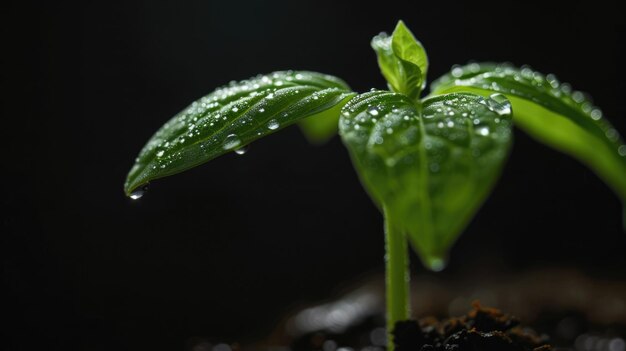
384, 207, 410, 351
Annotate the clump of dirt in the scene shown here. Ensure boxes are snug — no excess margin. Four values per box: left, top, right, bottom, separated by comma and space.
394, 302, 551, 351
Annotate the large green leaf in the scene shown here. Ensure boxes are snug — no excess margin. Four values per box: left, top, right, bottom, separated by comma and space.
124, 71, 355, 196
339, 91, 513, 269
431, 63, 626, 208
371, 21, 428, 100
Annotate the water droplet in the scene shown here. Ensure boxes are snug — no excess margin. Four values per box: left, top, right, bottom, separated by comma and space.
425, 255, 447, 272
367, 106, 379, 116
486, 94, 512, 115
231, 107, 239, 112
267, 119, 280, 130
129, 184, 149, 200
446, 121, 454, 127
618, 145, 626, 156
477, 127, 490, 136
572, 91, 585, 103
222, 134, 241, 150
451, 66, 463, 77
590, 109, 603, 120
606, 129, 619, 141
259, 108, 265, 113
156, 150, 164, 157
235, 145, 249, 155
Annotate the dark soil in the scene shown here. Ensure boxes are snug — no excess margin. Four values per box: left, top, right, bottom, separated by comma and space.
289, 302, 553, 351
393, 302, 551, 351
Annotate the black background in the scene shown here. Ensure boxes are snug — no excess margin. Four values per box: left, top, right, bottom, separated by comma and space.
3, 1, 626, 350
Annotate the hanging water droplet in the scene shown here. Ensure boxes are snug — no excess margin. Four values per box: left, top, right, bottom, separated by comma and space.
424, 255, 447, 272
235, 145, 249, 155
129, 184, 149, 200
222, 134, 241, 150
267, 119, 280, 130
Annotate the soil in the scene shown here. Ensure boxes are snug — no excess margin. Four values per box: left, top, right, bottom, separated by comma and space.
289, 302, 552, 351
393, 302, 551, 351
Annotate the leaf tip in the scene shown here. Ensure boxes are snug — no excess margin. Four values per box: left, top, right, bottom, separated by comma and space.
123, 164, 149, 198
423, 253, 448, 272
395, 19, 407, 30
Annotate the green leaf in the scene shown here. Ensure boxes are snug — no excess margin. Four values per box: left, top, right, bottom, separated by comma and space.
297, 108, 341, 144
124, 71, 355, 196
431, 63, 626, 209
371, 20, 428, 100
339, 91, 513, 269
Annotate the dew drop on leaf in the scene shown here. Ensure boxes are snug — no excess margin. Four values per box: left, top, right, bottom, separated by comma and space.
477, 127, 490, 136
486, 94, 512, 115
368, 106, 379, 116
267, 119, 280, 130
222, 134, 242, 150
590, 109, 603, 120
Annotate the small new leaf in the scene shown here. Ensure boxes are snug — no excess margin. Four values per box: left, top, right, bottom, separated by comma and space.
124, 71, 355, 195
372, 20, 428, 100
431, 63, 626, 209
339, 91, 513, 269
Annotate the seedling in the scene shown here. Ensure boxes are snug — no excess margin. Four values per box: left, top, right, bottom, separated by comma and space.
125, 21, 626, 349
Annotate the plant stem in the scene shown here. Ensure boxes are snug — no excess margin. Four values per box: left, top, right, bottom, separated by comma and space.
384, 207, 410, 351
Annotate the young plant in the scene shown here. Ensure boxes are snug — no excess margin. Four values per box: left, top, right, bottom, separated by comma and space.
125, 21, 626, 348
